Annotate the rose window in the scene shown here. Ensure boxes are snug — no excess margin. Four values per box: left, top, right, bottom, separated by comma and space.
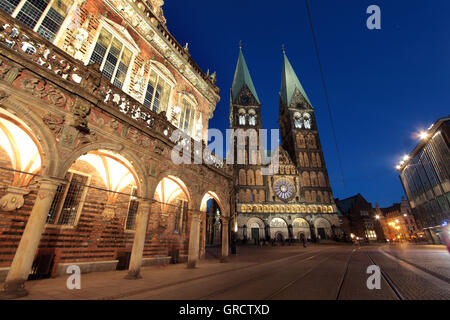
274, 179, 294, 200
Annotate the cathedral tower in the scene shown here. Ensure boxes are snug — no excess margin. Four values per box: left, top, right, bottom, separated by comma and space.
230, 48, 266, 204
278, 52, 334, 205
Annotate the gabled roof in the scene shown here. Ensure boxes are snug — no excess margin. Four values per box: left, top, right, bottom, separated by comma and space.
335, 194, 359, 214
280, 52, 311, 106
231, 48, 260, 104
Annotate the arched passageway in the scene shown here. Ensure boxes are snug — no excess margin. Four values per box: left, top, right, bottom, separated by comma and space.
199, 191, 228, 262
269, 217, 289, 241
292, 218, 311, 241
314, 218, 333, 240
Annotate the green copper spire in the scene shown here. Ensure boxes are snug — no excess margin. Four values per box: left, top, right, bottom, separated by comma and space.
281, 52, 311, 107
231, 47, 260, 104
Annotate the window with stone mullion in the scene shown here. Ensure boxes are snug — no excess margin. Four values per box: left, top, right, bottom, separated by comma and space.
15, 0, 49, 30
0, 0, 21, 15
125, 187, 139, 230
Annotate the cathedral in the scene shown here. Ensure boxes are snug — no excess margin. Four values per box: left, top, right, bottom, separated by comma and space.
230, 48, 341, 242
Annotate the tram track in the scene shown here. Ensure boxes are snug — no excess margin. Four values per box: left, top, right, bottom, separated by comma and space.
106, 247, 329, 300
262, 246, 356, 300
366, 250, 404, 300
335, 247, 357, 300
198, 247, 331, 300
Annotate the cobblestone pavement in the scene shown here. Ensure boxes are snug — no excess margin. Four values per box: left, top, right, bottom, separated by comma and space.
2, 244, 449, 300
381, 244, 450, 282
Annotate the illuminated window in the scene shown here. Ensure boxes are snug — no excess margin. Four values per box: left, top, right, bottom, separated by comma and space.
89, 27, 133, 90
125, 186, 139, 230
47, 171, 90, 226
180, 98, 195, 135
248, 109, 257, 126
238, 108, 246, 125
2, 0, 73, 42
143, 69, 171, 113
365, 230, 377, 240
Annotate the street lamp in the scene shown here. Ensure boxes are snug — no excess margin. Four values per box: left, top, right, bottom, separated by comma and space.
419, 131, 428, 140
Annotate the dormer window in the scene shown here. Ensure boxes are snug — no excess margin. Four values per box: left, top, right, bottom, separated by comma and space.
2, 0, 74, 42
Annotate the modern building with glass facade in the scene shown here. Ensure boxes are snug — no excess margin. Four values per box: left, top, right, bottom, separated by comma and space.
397, 116, 450, 244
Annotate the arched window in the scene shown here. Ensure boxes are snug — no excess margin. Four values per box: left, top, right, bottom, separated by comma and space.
298, 152, 305, 167
307, 134, 317, 149
318, 172, 326, 187
316, 153, 322, 167
296, 133, 306, 148
239, 169, 247, 185
247, 169, 255, 186
310, 172, 318, 187
302, 172, 310, 187
259, 190, 265, 202
238, 108, 246, 125
248, 109, 257, 126
303, 153, 310, 167
311, 153, 317, 167
311, 190, 317, 202
255, 169, 263, 186
293, 112, 303, 129
245, 189, 252, 202
317, 191, 324, 203
303, 113, 312, 129
305, 191, 311, 202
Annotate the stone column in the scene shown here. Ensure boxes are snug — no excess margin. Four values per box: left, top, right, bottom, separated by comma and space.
199, 217, 206, 260
187, 212, 201, 268
221, 216, 230, 262
125, 199, 151, 279
1, 177, 61, 299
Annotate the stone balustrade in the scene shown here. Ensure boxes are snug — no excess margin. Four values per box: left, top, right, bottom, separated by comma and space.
0, 10, 227, 172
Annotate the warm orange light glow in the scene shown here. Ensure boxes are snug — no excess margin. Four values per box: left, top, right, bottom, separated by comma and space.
155, 176, 189, 211
200, 191, 221, 212
78, 150, 136, 202
0, 117, 42, 186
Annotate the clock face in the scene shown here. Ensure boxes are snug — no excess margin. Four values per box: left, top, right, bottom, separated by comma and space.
274, 179, 295, 201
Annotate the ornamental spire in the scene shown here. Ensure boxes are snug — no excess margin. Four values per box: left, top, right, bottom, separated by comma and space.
231, 46, 260, 104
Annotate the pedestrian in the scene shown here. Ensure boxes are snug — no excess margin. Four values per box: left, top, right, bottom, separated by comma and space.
302, 236, 307, 248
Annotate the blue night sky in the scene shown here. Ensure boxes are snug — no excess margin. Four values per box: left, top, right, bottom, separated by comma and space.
163, 0, 450, 207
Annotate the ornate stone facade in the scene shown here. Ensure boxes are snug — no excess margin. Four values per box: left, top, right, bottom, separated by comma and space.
230, 50, 341, 242
0, 2, 232, 297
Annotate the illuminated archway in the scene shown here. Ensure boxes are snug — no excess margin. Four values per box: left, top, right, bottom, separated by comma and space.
314, 217, 332, 239
246, 217, 265, 240
0, 116, 42, 187
269, 217, 289, 240
292, 218, 310, 240
200, 191, 224, 213
154, 175, 190, 232
76, 149, 138, 219
155, 176, 190, 207
0, 115, 42, 211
